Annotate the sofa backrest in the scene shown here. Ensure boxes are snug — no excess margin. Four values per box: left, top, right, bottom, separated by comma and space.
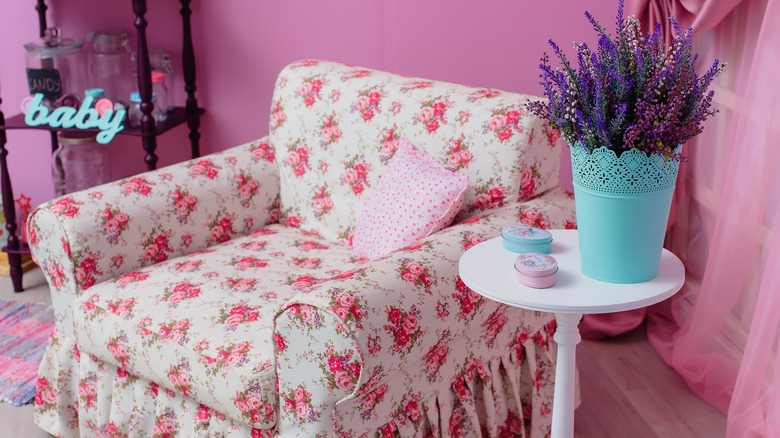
269, 60, 562, 243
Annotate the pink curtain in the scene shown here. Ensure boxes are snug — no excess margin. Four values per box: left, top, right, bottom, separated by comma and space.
580, 0, 749, 340
624, 0, 744, 44
585, 0, 780, 435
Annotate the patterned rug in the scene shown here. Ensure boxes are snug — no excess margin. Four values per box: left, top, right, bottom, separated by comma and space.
0, 299, 55, 406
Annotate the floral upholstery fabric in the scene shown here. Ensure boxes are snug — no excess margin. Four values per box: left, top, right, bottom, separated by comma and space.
71, 223, 360, 430
271, 60, 563, 243
275, 190, 576, 438
36, 330, 266, 437
27, 137, 280, 339
28, 60, 577, 438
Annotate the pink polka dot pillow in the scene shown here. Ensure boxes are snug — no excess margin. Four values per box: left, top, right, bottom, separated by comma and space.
353, 138, 469, 259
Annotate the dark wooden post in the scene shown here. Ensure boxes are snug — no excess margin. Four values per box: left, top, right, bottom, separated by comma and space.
180, 0, 201, 159
0, 97, 24, 292
133, 0, 159, 170
35, 0, 48, 37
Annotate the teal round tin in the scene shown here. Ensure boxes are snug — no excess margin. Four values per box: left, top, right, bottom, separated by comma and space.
501, 226, 552, 254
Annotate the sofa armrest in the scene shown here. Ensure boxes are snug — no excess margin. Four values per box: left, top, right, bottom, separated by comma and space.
274, 188, 575, 437
27, 137, 280, 337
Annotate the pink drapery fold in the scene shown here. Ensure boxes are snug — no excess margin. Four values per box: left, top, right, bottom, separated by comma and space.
728, 207, 780, 436
649, 25, 775, 409
723, 2, 780, 434
624, 0, 745, 42
595, 0, 779, 436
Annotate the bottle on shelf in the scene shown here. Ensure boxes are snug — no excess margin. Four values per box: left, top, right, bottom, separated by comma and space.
150, 50, 175, 109
151, 71, 169, 121
131, 49, 175, 106
128, 91, 160, 127
87, 29, 133, 106
51, 132, 111, 196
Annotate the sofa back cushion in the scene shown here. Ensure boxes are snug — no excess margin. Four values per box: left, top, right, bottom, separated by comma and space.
269, 60, 562, 243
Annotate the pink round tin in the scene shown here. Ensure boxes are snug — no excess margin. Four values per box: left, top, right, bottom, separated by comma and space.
514, 253, 558, 288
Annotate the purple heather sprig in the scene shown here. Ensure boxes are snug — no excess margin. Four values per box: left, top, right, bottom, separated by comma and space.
526, 0, 726, 161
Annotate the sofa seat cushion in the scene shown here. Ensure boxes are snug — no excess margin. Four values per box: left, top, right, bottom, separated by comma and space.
71, 224, 363, 429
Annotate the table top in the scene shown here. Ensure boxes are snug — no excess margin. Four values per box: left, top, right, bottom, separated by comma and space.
458, 229, 685, 315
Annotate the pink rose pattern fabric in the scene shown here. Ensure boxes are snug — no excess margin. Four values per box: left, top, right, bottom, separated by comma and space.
34, 221, 365, 435
353, 138, 468, 259
35, 331, 276, 438
275, 191, 576, 437
27, 138, 281, 340
69, 223, 361, 430
27, 59, 577, 438
32, 187, 574, 438
271, 60, 563, 243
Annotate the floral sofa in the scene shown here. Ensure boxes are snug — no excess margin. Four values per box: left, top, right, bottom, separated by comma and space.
28, 60, 576, 437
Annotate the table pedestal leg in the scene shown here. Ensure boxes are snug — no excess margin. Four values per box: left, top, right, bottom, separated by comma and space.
551, 312, 582, 438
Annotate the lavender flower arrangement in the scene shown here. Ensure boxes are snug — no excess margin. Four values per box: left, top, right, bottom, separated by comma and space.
527, 0, 725, 161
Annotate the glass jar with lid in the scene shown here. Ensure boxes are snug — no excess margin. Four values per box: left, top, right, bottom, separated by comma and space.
131, 49, 175, 107
151, 71, 169, 120
128, 91, 160, 127
150, 50, 175, 109
87, 29, 133, 106
24, 27, 87, 109
51, 132, 112, 196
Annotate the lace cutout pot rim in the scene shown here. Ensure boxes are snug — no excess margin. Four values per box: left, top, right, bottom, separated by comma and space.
570, 143, 681, 196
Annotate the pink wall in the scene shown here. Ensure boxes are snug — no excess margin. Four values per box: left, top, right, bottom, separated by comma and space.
1, 1, 615, 210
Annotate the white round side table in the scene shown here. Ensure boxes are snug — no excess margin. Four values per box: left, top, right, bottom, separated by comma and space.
458, 229, 684, 438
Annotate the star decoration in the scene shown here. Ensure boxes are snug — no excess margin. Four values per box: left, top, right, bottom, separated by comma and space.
15, 193, 32, 218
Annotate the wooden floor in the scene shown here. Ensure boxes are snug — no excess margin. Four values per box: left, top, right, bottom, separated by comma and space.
1, 268, 727, 437
574, 326, 727, 437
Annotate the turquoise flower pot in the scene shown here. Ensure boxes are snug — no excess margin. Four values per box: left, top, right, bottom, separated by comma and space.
570, 145, 680, 283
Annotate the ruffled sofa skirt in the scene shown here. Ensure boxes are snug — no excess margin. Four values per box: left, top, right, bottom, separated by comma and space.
34, 326, 565, 437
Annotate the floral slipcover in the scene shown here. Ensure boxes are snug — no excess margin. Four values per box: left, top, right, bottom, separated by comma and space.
272, 60, 563, 243
27, 60, 577, 437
